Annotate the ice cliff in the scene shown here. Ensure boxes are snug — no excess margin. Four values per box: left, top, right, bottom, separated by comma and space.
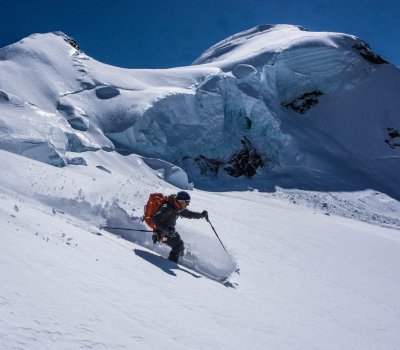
0, 25, 399, 197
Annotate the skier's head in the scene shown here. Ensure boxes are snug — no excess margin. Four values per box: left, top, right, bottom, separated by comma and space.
176, 191, 191, 208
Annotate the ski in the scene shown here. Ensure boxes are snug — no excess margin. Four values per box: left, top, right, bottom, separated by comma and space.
179, 257, 235, 287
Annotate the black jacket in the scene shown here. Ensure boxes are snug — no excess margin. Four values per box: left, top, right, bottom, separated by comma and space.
151, 195, 203, 234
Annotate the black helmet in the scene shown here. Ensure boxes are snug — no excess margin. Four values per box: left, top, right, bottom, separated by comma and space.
176, 191, 191, 201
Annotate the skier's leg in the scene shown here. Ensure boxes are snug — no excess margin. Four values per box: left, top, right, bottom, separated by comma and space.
164, 232, 184, 262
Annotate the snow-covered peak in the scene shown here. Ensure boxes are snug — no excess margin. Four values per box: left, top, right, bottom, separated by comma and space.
195, 24, 306, 61
193, 24, 358, 68
0, 31, 80, 61
0, 25, 399, 200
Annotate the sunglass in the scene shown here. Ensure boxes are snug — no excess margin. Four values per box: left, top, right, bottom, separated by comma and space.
179, 200, 190, 204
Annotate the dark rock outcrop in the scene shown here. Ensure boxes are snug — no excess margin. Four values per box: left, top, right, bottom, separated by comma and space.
223, 137, 264, 177
190, 137, 264, 178
282, 91, 323, 114
64, 37, 81, 52
192, 155, 224, 177
353, 42, 388, 64
385, 127, 400, 149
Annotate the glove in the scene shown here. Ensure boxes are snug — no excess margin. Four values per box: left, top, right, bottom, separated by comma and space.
151, 234, 157, 244
201, 210, 208, 219
152, 233, 159, 244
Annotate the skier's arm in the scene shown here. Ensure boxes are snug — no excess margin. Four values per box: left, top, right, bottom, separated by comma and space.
180, 209, 207, 219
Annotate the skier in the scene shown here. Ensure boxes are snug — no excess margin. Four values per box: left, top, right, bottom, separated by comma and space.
151, 191, 208, 263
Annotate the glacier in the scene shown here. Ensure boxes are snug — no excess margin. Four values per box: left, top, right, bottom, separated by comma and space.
0, 24, 399, 197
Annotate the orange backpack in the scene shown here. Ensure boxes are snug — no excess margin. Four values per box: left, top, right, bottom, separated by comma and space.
142, 193, 169, 230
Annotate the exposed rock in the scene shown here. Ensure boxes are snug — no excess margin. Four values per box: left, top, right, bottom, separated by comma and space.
190, 137, 264, 178
384, 127, 400, 149
192, 155, 224, 177
64, 37, 81, 52
53, 31, 82, 52
353, 42, 388, 64
282, 91, 323, 114
386, 128, 400, 139
224, 137, 264, 177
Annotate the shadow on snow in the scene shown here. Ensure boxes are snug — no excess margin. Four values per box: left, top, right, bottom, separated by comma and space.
134, 248, 201, 279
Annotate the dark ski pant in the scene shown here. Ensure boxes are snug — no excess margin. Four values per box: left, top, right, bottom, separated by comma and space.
163, 232, 184, 263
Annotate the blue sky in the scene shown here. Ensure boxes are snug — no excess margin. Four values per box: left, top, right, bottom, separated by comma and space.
1, 0, 399, 68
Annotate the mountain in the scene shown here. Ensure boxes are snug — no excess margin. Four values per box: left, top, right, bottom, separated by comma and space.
1, 25, 400, 350
1, 24, 399, 197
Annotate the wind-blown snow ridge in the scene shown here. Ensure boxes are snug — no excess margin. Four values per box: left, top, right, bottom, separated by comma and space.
192, 24, 309, 65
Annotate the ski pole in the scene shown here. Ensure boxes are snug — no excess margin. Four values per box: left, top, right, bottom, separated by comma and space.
206, 217, 229, 255
100, 226, 153, 232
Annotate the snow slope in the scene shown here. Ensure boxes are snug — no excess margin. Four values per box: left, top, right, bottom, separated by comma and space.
1, 149, 400, 350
